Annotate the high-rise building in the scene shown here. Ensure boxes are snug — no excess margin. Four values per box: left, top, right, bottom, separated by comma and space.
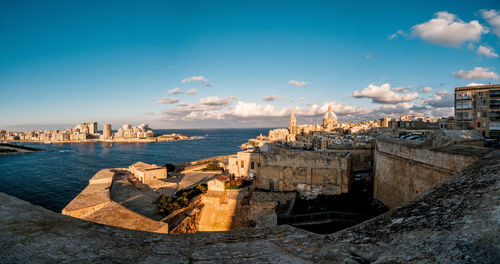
454, 84, 500, 138
88, 122, 98, 135
103, 124, 112, 139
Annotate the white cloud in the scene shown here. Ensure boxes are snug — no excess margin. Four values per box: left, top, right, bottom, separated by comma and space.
168, 88, 183, 94
199, 96, 237, 107
365, 52, 375, 59
156, 97, 179, 104
186, 88, 198, 95
477, 45, 499, 58
466, 82, 486, 86
410, 11, 488, 46
226, 102, 289, 118
262, 95, 278, 102
481, 9, 500, 38
351, 83, 420, 104
161, 96, 236, 120
389, 29, 406, 39
393, 86, 412, 93
436, 90, 452, 95
421, 86, 433, 93
181, 76, 208, 83
453, 67, 499, 80
419, 94, 453, 108
289, 80, 309, 87
160, 98, 452, 123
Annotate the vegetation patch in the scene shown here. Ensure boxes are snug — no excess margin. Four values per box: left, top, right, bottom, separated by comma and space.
157, 183, 207, 216
201, 162, 223, 171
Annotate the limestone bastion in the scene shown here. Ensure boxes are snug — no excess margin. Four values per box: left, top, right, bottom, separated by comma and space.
1, 150, 499, 263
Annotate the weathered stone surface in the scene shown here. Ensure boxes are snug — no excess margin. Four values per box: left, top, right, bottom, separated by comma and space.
374, 135, 492, 208
1, 150, 499, 263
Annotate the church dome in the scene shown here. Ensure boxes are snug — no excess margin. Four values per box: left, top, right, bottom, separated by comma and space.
323, 104, 337, 120
323, 111, 337, 120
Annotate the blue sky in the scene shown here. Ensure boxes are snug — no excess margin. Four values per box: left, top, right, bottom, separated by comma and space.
1, 0, 500, 130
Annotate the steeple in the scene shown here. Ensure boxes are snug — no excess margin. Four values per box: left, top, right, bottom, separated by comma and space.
290, 107, 296, 127
328, 104, 332, 113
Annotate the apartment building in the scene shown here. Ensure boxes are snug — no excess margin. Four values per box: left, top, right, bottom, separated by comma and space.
454, 84, 500, 138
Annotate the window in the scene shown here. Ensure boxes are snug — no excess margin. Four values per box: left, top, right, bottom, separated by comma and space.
483, 122, 486, 128
483, 112, 487, 118
477, 122, 481, 128
235, 161, 238, 165
477, 112, 481, 118
250, 162, 254, 170
241, 162, 244, 168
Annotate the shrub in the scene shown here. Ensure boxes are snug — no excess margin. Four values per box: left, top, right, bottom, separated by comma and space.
158, 183, 207, 215
201, 162, 221, 171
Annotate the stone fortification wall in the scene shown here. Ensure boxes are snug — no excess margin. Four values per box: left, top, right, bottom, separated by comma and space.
62, 169, 114, 218
62, 169, 169, 233
374, 135, 491, 208
1, 150, 499, 263
176, 154, 232, 171
324, 146, 373, 171
197, 188, 253, 231
256, 147, 352, 198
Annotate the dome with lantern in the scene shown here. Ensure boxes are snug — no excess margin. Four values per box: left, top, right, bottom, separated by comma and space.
322, 105, 338, 130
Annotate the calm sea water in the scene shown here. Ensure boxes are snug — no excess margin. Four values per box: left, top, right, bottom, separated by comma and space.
0, 128, 271, 212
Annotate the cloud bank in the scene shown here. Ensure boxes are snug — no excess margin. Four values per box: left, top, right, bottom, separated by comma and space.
410, 11, 487, 46
453, 67, 499, 80
351, 83, 419, 104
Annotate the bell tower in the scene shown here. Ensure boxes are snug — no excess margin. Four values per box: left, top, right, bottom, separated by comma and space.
289, 107, 297, 135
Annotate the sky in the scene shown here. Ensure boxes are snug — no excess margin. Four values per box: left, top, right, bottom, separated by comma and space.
1, 0, 500, 130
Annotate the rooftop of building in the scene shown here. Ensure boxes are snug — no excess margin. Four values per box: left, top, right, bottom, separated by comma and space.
455, 84, 500, 91
129, 161, 163, 171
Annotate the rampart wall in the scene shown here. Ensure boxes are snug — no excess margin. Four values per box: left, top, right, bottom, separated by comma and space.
374, 135, 491, 208
324, 147, 373, 171
256, 148, 352, 198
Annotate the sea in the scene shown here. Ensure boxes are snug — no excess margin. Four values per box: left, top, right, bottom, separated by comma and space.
0, 128, 271, 212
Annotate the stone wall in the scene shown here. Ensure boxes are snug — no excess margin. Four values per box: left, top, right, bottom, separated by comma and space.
374, 135, 491, 208
197, 188, 253, 231
324, 147, 373, 171
256, 147, 352, 198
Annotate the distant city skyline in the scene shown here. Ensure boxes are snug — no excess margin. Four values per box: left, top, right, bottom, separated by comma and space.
1, 0, 500, 130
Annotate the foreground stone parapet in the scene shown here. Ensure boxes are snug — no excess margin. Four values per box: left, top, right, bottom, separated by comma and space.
1, 150, 499, 263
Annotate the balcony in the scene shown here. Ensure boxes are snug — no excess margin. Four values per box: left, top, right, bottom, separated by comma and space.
490, 90, 500, 98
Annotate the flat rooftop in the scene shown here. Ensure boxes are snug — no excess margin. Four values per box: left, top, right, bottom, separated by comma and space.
455, 84, 500, 91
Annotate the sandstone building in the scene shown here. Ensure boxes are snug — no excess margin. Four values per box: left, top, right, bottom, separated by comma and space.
128, 161, 167, 184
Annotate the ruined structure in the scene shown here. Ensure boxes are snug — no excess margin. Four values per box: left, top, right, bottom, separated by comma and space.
229, 146, 352, 198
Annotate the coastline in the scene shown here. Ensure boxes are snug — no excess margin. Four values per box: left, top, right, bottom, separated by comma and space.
0, 143, 43, 155
4, 135, 200, 144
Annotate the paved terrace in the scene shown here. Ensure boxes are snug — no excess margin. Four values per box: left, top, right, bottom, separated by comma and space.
62, 169, 169, 233
1, 150, 499, 263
